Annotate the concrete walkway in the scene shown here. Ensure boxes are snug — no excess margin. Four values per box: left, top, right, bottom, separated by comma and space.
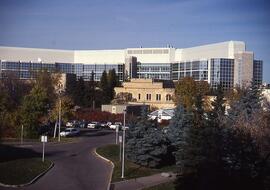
111, 172, 176, 190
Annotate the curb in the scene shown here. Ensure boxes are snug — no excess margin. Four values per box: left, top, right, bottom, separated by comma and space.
2, 137, 80, 147
93, 148, 115, 190
136, 174, 176, 190
0, 162, 54, 188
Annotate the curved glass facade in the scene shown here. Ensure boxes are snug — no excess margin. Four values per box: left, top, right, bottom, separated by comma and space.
172, 60, 208, 81
0, 61, 124, 81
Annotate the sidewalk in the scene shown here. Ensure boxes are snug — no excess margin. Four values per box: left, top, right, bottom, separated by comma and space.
110, 172, 176, 190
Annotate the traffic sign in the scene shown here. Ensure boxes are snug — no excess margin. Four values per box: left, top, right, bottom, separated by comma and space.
41, 135, 47, 142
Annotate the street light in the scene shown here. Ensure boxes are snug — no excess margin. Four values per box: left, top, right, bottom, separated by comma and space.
58, 83, 63, 142
121, 109, 126, 179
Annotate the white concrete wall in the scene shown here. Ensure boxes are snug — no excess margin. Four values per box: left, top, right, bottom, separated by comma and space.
0, 41, 247, 64
126, 48, 172, 63
0, 46, 74, 63
174, 49, 182, 62
177, 41, 245, 61
74, 50, 125, 64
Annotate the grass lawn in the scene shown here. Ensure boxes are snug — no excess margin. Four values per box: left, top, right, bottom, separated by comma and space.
96, 144, 177, 182
0, 158, 52, 185
143, 181, 175, 190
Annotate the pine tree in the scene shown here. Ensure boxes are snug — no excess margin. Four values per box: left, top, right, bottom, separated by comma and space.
208, 84, 225, 127
108, 69, 119, 101
74, 77, 85, 106
100, 70, 108, 92
99, 70, 110, 104
126, 107, 169, 168
193, 92, 205, 128
90, 71, 96, 108
65, 74, 77, 103
167, 105, 193, 151
172, 102, 224, 190
84, 71, 96, 108
222, 82, 265, 190
228, 82, 262, 123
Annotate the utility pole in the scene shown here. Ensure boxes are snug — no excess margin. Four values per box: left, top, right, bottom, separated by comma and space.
119, 135, 122, 162
58, 97, 61, 142
121, 109, 126, 179
115, 126, 119, 144
53, 121, 57, 138
58, 83, 62, 142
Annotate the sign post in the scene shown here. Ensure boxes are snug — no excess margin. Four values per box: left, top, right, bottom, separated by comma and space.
41, 135, 47, 162
115, 125, 119, 144
121, 109, 126, 179
119, 135, 122, 162
58, 98, 61, 142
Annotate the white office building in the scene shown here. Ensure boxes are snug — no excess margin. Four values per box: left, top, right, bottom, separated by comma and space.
0, 41, 263, 89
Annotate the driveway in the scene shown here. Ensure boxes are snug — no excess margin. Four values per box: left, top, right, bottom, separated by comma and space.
0, 129, 115, 190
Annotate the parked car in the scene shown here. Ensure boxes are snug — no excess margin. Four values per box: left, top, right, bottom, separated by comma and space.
60, 128, 80, 137
87, 122, 100, 129
100, 122, 112, 129
109, 122, 122, 130
66, 121, 73, 127
100, 122, 108, 128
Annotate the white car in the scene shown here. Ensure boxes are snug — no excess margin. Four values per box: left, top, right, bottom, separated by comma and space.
87, 122, 99, 129
109, 122, 122, 130
60, 128, 80, 137
66, 121, 73, 127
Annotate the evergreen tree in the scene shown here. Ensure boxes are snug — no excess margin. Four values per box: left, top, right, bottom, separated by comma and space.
208, 84, 225, 127
222, 83, 266, 190
228, 82, 262, 123
193, 92, 205, 128
126, 107, 169, 168
99, 70, 110, 104
65, 74, 77, 103
90, 71, 96, 108
108, 69, 119, 100
172, 101, 224, 190
100, 70, 108, 92
173, 107, 205, 190
74, 77, 85, 106
167, 105, 193, 152
84, 71, 96, 108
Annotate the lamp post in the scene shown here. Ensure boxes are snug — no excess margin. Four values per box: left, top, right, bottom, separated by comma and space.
58, 84, 63, 142
121, 109, 126, 179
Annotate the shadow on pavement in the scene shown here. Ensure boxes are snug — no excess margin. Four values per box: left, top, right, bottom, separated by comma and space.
45, 150, 66, 157
80, 130, 114, 137
0, 144, 40, 162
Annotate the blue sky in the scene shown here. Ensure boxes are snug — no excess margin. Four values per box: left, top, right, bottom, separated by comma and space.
0, 0, 269, 82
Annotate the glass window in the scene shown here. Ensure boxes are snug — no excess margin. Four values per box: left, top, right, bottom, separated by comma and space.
156, 94, 161, 101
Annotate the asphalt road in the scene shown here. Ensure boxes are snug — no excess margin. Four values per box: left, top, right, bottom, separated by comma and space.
0, 129, 115, 190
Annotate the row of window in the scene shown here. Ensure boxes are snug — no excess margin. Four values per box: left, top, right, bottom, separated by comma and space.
0, 61, 124, 81
138, 93, 172, 101
127, 49, 169, 55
